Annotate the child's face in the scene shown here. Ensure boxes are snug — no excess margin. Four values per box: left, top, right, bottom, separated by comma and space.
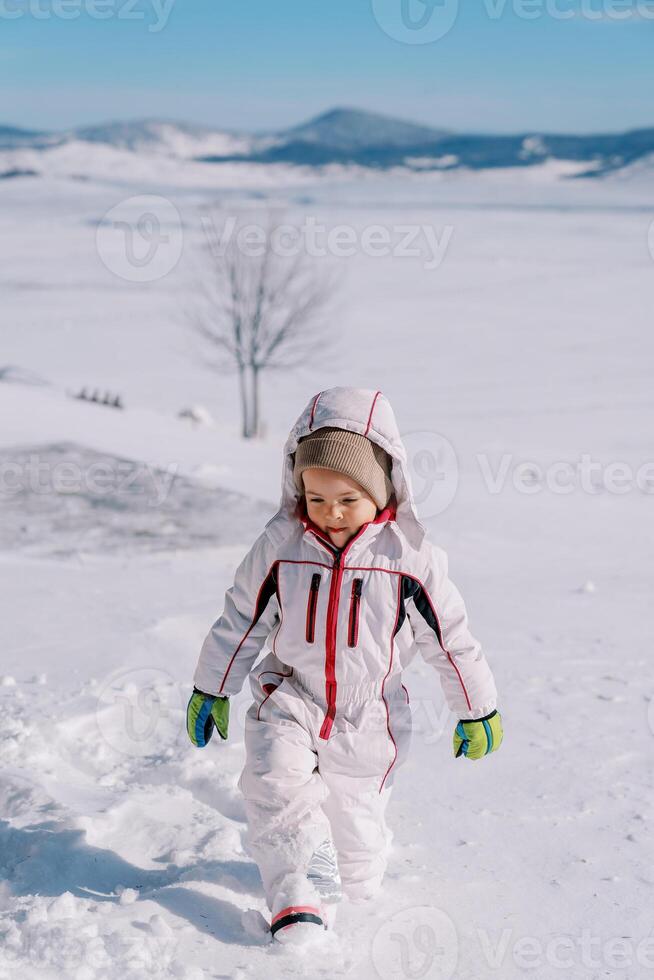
302, 468, 378, 547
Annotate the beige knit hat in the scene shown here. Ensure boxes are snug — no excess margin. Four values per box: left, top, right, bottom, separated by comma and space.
293, 425, 394, 511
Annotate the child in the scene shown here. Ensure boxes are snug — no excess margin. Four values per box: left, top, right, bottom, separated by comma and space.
187, 386, 502, 944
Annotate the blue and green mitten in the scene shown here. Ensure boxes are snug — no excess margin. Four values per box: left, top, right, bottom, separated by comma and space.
187, 688, 230, 747
453, 709, 503, 760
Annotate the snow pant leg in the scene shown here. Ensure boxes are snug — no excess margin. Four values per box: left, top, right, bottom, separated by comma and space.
237, 680, 332, 912
319, 769, 393, 902
317, 689, 412, 901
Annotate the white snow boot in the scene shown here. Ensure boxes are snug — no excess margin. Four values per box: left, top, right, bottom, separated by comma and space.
270, 874, 326, 946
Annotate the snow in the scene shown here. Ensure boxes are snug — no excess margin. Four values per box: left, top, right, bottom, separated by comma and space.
1, 164, 653, 978
405, 154, 459, 170
0, 142, 323, 192
118, 123, 257, 161
5, 135, 654, 199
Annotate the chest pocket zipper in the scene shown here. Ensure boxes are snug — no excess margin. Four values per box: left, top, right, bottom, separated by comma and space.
306, 572, 321, 643
347, 578, 363, 648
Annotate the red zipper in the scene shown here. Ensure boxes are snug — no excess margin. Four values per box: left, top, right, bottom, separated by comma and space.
319, 549, 342, 739
305, 573, 321, 643
347, 578, 363, 647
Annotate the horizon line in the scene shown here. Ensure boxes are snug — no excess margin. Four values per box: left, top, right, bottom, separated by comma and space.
2, 106, 653, 140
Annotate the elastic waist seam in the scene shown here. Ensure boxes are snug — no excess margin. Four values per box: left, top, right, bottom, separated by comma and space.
290, 669, 403, 702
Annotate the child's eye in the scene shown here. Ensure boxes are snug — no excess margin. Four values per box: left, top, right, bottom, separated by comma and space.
308, 497, 358, 504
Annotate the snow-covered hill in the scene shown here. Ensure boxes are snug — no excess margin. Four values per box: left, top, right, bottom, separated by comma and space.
1, 175, 653, 976
69, 119, 269, 160
2, 109, 653, 186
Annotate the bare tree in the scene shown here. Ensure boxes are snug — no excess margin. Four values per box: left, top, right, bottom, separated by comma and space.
186, 212, 339, 439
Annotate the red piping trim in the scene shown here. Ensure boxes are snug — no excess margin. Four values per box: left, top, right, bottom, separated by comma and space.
256, 672, 291, 718
272, 563, 283, 659
218, 560, 278, 694
278, 558, 333, 570
308, 392, 322, 431
444, 654, 472, 711
257, 668, 293, 685
364, 390, 382, 436
379, 575, 402, 793
256, 689, 273, 720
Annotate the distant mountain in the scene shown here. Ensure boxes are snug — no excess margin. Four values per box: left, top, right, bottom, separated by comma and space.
195, 109, 654, 178
72, 118, 211, 150
283, 107, 450, 151
0, 125, 56, 150
1, 109, 653, 179
68, 118, 259, 158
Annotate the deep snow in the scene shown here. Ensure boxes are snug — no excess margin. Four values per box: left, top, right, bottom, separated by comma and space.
1, 167, 653, 979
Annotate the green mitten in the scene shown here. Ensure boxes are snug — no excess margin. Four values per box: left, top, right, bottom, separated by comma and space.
186, 688, 230, 747
453, 709, 503, 760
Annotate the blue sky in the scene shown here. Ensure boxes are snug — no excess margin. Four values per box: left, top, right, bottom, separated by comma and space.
2, 0, 653, 134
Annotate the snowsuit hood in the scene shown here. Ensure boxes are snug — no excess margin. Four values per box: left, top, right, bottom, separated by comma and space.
272, 387, 427, 551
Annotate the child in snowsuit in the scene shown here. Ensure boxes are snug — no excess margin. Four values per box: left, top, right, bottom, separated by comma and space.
187, 386, 502, 942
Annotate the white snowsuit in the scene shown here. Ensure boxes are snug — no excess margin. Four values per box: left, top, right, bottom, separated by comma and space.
194, 387, 498, 909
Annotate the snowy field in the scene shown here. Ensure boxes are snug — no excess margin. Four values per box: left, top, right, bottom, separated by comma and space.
1, 167, 653, 979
